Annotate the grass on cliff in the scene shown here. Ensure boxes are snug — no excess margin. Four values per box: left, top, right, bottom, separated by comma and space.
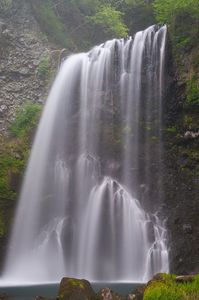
0, 101, 42, 237
144, 274, 199, 300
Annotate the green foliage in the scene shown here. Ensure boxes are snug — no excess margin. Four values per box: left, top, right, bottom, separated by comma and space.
152, 0, 199, 112
153, 0, 199, 24
37, 55, 51, 78
0, 101, 42, 221
145, 283, 182, 300
144, 274, 199, 300
184, 115, 193, 127
88, 5, 129, 38
166, 126, 177, 134
186, 75, 199, 105
10, 101, 42, 138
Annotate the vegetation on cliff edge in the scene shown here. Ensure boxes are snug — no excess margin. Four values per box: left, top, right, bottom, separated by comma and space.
0, 101, 42, 237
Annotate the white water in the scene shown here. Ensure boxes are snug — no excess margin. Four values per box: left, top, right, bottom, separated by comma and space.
2, 25, 169, 284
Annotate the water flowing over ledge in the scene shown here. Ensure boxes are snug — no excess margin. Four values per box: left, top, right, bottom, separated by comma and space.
1, 25, 169, 284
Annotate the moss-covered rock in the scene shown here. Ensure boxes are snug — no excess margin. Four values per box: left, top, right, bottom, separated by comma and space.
58, 277, 96, 300
143, 274, 199, 300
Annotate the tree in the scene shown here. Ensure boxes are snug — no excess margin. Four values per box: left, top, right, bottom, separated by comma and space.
88, 5, 129, 38
153, 0, 199, 23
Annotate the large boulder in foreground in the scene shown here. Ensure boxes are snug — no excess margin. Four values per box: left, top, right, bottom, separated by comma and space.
58, 277, 96, 300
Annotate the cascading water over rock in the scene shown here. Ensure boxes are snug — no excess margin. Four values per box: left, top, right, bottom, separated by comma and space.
2, 25, 169, 283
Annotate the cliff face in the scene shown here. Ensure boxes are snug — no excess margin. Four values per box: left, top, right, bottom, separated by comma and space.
164, 26, 199, 275
0, 0, 62, 271
0, 0, 64, 134
0, 0, 199, 277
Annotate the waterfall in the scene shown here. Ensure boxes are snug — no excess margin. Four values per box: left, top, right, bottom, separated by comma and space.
2, 25, 169, 284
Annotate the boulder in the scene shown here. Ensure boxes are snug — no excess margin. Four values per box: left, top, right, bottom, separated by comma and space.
97, 287, 125, 300
58, 277, 96, 300
127, 285, 145, 300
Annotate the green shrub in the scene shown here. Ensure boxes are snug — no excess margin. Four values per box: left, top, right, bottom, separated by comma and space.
153, 0, 199, 24
88, 5, 129, 38
144, 274, 199, 300
166, 126, 177, 134
184, 115, 193, 127
0, 101, 42, 202
144, 283, 182, 300
10, 101, 42, 138
37, 55, 51, 78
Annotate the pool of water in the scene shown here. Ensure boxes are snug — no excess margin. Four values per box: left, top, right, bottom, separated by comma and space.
0, 282, 143, 299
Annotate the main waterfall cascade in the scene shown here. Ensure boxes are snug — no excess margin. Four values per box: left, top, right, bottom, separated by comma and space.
2, 25, 169, 283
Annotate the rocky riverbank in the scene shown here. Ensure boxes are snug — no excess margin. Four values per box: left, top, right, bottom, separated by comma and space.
37, 274, 199, 300
1, 274, 198, 300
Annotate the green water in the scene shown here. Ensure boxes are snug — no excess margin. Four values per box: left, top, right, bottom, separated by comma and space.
0, 282, 142, 299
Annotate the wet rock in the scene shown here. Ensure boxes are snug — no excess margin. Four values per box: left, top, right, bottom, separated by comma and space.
146, 273, 165, 286
0, 104, 7, 116
19, 67, 31, 75
0, 22, 6, 34
183, 224, 193, 234
59, 48, 68, 66
1, 104, 7, 110
127, 294, 136, 300
175, 275, 195, 283
58, 277, 96, 300
34, 297, 50, 300
34, 297, 56, 300
184, 130, 199, 139
0, 294, 7, 300
2, 29, 12, 38
127, 285, 145, 300
97, 287, 125, 300
133, 285, 145, 300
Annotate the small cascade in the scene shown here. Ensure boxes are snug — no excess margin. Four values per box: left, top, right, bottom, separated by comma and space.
77, 177, 168, 282
2, 25, 169, 284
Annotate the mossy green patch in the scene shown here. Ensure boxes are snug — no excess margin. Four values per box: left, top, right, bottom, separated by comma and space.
10, 101, 42, 138
0, 101, 42, 236
37, 55, 51, 79
144, 274, 199, 300
67, 278, 85, 289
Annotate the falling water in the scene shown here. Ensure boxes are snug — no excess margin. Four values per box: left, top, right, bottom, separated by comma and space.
2, 25, 169, 284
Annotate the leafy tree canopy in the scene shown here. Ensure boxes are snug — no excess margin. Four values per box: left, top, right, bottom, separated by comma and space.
88, 5, 129, 38
153, 0, 199, 23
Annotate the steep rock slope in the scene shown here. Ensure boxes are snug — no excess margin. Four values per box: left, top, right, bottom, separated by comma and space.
0, 0, 62, 271
164, 23, 199, 274
0, 0, 65, 134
